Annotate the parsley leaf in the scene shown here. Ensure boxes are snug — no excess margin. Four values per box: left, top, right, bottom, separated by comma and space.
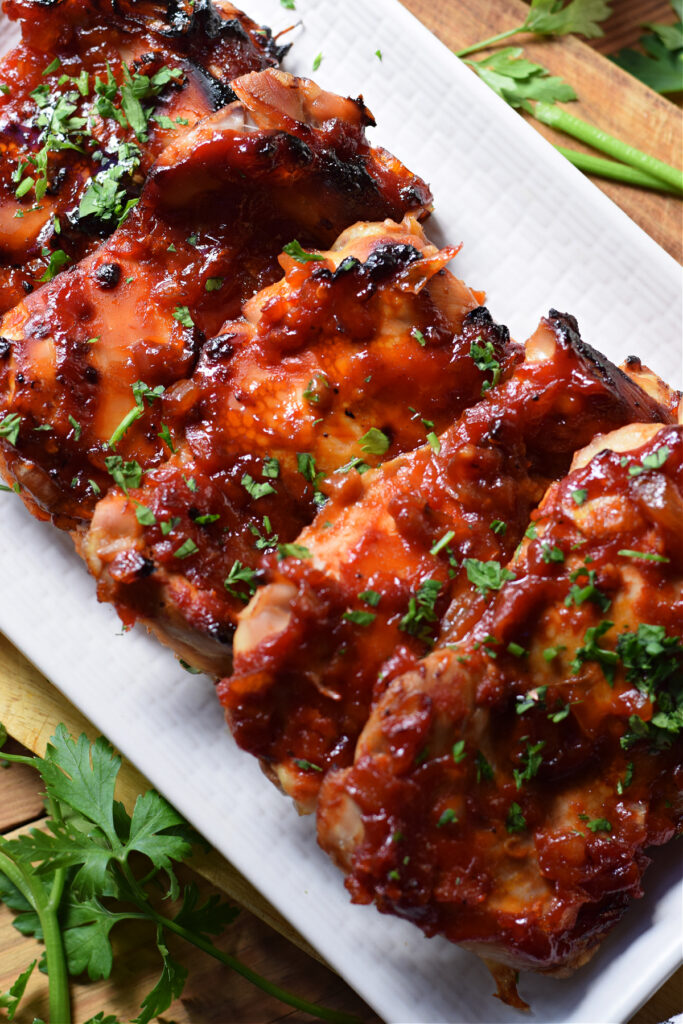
343, 609, 376, 627
399, 578, 442, 645
506, 802, 527, 833
224, 560, 259, 603
470, 336, 502, 393
571, 620, 618, 684
104, 455, 142, 494
0, 413, 21, 446
463, 558, 516, 597
241, 473, 276, 500
628, 445, 671, 476
513, 740, 545, 788
524, 0, 612, 38
466, 48, 577, 110
277, 542, 312, 560
282, 240, 324, 263
172, 305, 194, 329
612, 8, 683, 95
359, 427, 390, 455
0, 961, 36, 1020
618, 624, 683, 750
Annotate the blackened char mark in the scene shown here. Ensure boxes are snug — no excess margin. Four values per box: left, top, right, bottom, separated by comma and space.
546, 309, 674, 424
309, 243, 425, 302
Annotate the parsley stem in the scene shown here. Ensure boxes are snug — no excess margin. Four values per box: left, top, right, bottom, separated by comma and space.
455, 27, 522, 58
555, 145, 682, 193
152, 908, 362, 1024
534, 102, 683, 193
0, 843, 71, 1024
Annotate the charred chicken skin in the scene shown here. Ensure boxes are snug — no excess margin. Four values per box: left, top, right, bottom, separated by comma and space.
317, 422, 683, 1005
0, 0, 284, 312
221, 313, 675, 810
81, 216, 497, 674
0, 70, 432, 528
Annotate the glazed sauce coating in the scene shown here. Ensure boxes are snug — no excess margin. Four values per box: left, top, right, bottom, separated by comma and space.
220, 313, 676, 809
0, 0, 281, 311
317, 425, 683, 985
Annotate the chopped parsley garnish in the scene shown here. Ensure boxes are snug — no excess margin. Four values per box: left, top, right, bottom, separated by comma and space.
463, 558, 516, 597
224, 561, 258, 603
359, 427, 390, 455
172, 305, 194, 329
205, 277, 224, 291
475, 750, 494, 782
108, 379, 164, 449
586, 817, 612, 834
67, 414, 82, 440
312, 53, 323, 71
430, 530, 455, 556
617, 549, 670, 564
174, 538, 198, 559
282, 240, 324, 263
426, 431, 441, 454
262, 456, 280, 479
506, 802, 527, 834
507, 642, 526, 657
571, 620, 618, 684
411, 327, 426, 347
337, 456, 370, 475
452, 740, 466, 763
525, 522, 538, 539
158, 423, 176, 453
277, 543, 312, 560
516, 686, 547, 714
193, 512, 220, 525
359, 589, 381, 607
104, 455, 142, 494
617, 762, 634, 795
548, 701, 571, 723
303, 374, 329, 405
293, 758, 323, 772
628, 445, 670, 477
543, 645, 566, 662
375, 49, 383, 61
0, 414, 21, 446
241, 473, 276, 500
490, 519, 507, 535
135, 503, 156, 526
342, 609, 376, 627
280, 0, 296, 8
572, 488, 587, 505
436, 808, 458, 828
565, 567, 611, 612
183, 474, 197, 493
617, 624, 683, 750
399, 578, 442, 645
470, 336, 501, 394
39, 248, 69, 282
296, 452, 318, 483
513, 740, 545, 789
160, 517, 181, 536
540, 541, 564, 563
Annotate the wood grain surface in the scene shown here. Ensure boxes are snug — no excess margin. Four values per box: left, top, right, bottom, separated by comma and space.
1, 1, 681, 1022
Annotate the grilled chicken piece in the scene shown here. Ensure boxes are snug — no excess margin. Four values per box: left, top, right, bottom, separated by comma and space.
0, 0, 284, 312
317, 422, 683, 1004
80, 216, 501, 674
0, 70, 432, 527
220, 312, 676, 810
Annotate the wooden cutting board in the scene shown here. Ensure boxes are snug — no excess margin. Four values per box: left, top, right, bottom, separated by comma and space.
1, 0, 681, 1021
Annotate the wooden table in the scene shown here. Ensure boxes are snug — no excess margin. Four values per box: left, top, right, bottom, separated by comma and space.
1, 1, 681, 1021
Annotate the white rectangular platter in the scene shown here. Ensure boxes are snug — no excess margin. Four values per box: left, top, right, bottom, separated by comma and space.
1, 2, 681, 1022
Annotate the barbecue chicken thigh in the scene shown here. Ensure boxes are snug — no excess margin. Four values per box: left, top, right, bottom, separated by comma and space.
0, 0, 283, 312
317, 421, 683, 1005
0, 69, 431, 528
221, 313, 675, 810
81, 216, 501, 674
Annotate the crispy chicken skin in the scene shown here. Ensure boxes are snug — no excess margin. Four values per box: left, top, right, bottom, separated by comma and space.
220, 313, 676, 810
80, 216, 500, 674
317, 423, 683, 1003
0, 70, 432, 528
0, 0, 284, 312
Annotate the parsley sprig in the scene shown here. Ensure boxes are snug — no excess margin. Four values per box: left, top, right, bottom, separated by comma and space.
612, 1, 683, 96
0, 725, 359, 1024
456, 0, 613, 59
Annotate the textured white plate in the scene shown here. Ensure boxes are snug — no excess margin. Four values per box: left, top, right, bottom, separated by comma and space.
1, 3, 682, 1022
